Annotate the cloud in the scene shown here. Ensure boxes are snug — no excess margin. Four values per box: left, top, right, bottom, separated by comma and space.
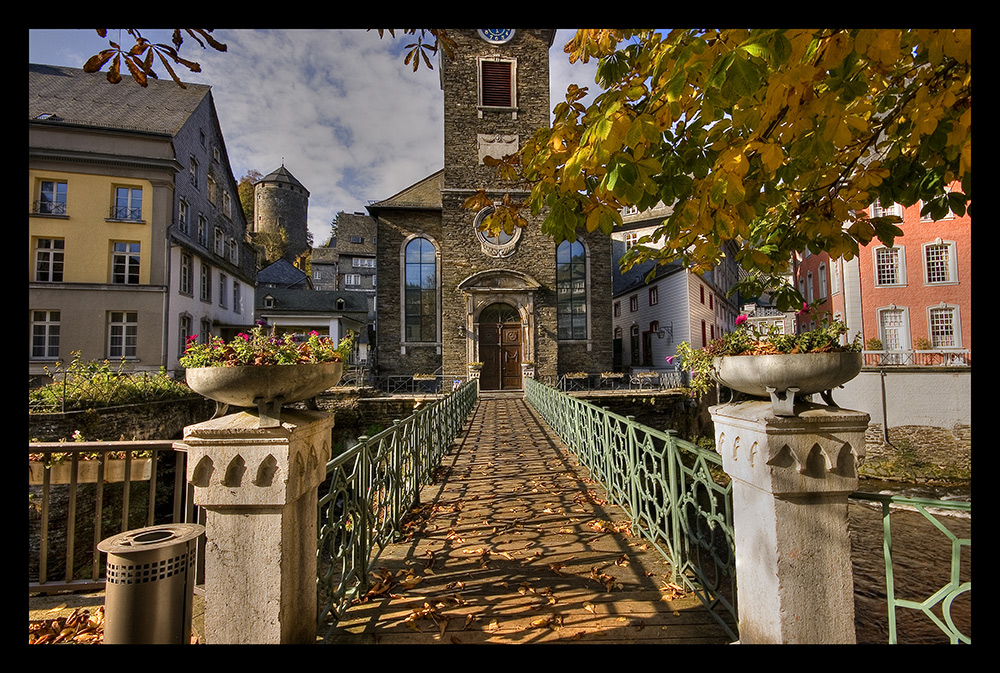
30, 28, 600, 246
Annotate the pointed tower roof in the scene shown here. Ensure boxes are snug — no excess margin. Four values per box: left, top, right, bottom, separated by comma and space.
258, 164, 309, 195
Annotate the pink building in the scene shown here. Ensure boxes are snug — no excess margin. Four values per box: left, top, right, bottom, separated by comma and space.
794, 184, 971, 364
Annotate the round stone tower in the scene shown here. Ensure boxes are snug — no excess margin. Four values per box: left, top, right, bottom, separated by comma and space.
253, 164, 310, 264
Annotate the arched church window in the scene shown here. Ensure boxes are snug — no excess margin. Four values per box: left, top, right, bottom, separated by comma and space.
556, 240, 587, 340
404, 237, 438, 342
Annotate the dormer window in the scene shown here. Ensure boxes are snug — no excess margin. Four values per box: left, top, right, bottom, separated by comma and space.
263, 294, 275, 308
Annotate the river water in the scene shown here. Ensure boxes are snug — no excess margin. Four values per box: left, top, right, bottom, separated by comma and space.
850, 479, 971, 644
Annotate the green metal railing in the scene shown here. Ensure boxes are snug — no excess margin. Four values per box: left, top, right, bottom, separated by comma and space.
524, 377, 738, 640
316, 379, 479, 639
850, 491, 971, 644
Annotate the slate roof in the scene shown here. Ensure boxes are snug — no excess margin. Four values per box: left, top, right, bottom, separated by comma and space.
28, 63, 211, 135
258, 164, 309, 195
257, 259, 311, 288
368, 169, 443, 211
255, 287, 368, 315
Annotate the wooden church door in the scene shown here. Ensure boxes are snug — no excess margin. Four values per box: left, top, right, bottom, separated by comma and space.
478, 303, 522, 391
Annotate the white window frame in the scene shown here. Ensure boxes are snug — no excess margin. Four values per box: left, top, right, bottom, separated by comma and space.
108, 311, 138, 359
113, 186, 143, 221
478, 56, 516, 110
37, 180, 68, 215
873, 245, 907, 287
922, 239, 958, 286
180, 252, 193, 295
31, 309, 61, 359
928, 304, 962, 348
111, 241, 141, 285
34, 237, 65, 282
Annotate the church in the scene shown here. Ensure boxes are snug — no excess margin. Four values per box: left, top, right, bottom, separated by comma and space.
369, 29, 613, 391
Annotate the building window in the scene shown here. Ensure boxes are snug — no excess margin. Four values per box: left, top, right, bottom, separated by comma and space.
929, 306, 959, 348
807, 271, 814, 303
229, 238, 239, 264
34, 238, 64, 282
630, 325, 640, 365
31, 310, 60, 359
649, 286, 658, 306
819, 264, 828, 299
404, 237, 438, 342
344, 273, 361, 287
207, 175, 217, 204
198, 215, 208, 246
479, 58, 515, 108
113, 187, 143, 220
556, 240, 588, 340
190, 157, 199, 187
623, 231, 639, 249
874, 246, 905, 286
871, 199, 901, 219
218, 273, 228, 308
178, 199, 189, 233
179, 315, 192, 356
111, 242, 141, 284
180, 252, 193, 295
233, 282, 241, 314
613, 301, 621, 317
629, 295, 638, 312
353, 257, 376, 268
200, 319, 212, 343
923, 240, 957, 285
223, 191, 232, 218
200, 263, 211, 302
37, 180, 67, 215
108, 311, 138, 359
214, 228, 225, 256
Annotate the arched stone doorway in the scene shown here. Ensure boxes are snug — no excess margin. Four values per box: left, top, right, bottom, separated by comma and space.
477, 303, 523, 391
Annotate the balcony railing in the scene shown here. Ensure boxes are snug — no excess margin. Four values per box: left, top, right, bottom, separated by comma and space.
863, 349, 971, 367
33, 200, 67, 215
28, 440, 200, 594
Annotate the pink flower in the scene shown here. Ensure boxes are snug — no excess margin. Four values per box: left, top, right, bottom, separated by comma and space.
734, 314, 748, 327
665, 356, 675, 364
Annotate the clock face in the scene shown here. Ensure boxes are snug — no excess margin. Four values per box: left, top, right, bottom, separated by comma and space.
478, 29, 515, 44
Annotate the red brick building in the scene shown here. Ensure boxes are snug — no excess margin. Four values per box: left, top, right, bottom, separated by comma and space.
794, 183, 971, 364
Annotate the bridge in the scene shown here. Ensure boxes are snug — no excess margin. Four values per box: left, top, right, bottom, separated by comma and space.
29, 379, 970, 644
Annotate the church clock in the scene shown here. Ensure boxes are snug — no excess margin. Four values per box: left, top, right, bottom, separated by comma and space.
478, 29, 515, 44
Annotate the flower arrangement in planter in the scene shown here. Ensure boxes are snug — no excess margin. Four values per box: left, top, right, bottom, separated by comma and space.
180, 323, 352, 427
674, 310, 862, 415
29, 431, 153, 485
179, 322, 352, 368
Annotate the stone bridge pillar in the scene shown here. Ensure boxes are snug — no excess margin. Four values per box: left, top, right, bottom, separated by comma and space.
711, 400, 869, 644
175, 409, 334, 644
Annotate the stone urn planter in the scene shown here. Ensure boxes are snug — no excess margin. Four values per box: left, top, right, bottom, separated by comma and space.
713, 351, 862, 416
185, 361, 343, 428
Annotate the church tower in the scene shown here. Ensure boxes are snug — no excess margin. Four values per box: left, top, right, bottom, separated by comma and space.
252, 164, 310, 266
371, 29, 612, 389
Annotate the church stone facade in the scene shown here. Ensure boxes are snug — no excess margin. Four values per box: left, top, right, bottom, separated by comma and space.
371, 29, 612, 390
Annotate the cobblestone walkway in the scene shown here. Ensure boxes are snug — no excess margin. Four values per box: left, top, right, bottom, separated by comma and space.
325, 396, 734, 645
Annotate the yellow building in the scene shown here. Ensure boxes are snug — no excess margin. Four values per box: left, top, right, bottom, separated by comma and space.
29, 64, 255, 378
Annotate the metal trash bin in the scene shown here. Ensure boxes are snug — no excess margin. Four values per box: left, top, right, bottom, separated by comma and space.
98, 523, 205, 644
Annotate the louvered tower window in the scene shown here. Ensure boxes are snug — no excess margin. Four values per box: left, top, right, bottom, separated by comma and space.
480, 59, 514, 108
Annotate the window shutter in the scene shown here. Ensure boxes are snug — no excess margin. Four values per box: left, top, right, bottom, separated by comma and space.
481, 61, 512, 107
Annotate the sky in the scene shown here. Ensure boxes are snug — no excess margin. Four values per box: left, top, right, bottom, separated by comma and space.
28, 28, 599, 247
